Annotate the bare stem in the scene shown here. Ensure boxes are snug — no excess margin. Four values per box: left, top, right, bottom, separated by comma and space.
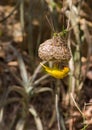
55, 80, 66, 130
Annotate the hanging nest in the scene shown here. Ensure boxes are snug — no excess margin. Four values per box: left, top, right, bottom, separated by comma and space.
38, 34, 71, 64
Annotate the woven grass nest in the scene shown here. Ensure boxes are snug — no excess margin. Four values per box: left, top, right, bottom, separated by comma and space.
38, 34, 71, 64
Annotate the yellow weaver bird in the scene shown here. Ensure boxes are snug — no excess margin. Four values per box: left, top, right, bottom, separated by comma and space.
40, 63, 70, 79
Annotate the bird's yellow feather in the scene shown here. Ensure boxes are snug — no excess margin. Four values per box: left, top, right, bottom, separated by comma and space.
40, 63, 69, 79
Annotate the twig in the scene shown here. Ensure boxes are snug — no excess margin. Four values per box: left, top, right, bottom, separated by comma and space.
71, 93, 83, 116
71, 93, 88, 130
15, 118, 25, 130
67, 29, 76, 105
33, 74, 49, 86
31, 61, 46, 83
55, 80, 66, 130
8, 45, 28, 87
20, 0, 25, 43
55, 94, 61, 130
0, 60, 23, 87
49, 108, 56, 128
29, 106, 43, 130
0, 0, 20, 23
66, 0, 82, 93
79, 20, 92, 90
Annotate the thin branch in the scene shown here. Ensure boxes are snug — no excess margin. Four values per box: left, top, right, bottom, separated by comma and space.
71, 93, 84, 117
9, 45, 28, 87
33, 74, 49, 86
55, 80, 66, 130
20, 0, 25, 42
29, 106, 43, 130
31, 61, 46, 83
55, 94, 61, 130
0, 0, 20, 23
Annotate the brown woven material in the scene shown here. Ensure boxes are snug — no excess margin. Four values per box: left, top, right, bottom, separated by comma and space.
38, 35, 71, 63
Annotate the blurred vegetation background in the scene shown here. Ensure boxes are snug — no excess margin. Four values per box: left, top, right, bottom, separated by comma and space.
0, 0, 92, 130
